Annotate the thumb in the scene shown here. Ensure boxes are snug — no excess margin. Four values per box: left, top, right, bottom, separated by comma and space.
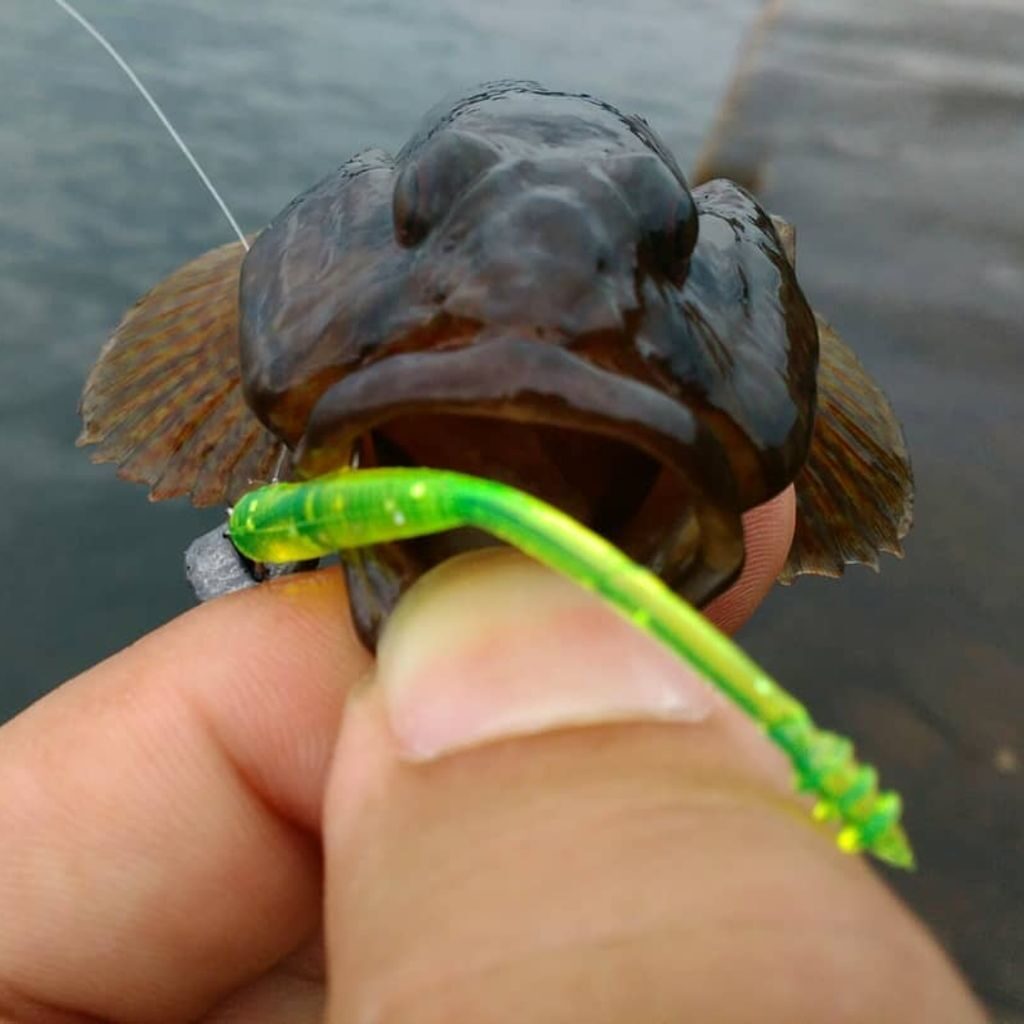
321, 554, 984, 1024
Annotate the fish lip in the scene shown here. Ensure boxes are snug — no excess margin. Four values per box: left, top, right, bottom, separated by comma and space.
294, 337, 737, 508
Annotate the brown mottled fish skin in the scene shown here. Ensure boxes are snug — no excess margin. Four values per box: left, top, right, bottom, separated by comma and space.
78, 80, 912, 649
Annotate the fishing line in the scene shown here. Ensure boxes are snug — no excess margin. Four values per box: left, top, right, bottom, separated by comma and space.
49, 0, 249, 252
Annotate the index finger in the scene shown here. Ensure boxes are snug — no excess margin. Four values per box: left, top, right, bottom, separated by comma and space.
0, 570, 368, 1023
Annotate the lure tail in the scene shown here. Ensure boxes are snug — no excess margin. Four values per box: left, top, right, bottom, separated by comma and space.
230, 467, 914, 870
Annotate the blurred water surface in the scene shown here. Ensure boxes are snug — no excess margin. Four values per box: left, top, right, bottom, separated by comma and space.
0, 0, 760, 711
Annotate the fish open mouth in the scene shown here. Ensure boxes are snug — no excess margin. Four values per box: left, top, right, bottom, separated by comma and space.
294, 338, 744, 600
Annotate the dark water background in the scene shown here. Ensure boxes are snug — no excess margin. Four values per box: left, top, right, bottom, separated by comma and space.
1, 0, 1021, 1017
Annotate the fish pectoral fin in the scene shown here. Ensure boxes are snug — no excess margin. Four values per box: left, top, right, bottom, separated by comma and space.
781, 313, 914, 583
78, 236, 287, 507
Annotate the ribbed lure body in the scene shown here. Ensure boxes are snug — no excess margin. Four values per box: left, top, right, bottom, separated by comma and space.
230, 467, 913, 869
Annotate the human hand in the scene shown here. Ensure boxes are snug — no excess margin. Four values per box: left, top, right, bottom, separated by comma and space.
0, 490, 986, 1022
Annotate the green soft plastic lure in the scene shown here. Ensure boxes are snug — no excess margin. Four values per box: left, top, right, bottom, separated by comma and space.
230, 467, 914, 870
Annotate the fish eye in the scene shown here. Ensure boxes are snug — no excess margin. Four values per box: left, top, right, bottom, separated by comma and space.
605, 153, 698, 283
392, 131, 500, 247
392, 164, 428, 246
648, 193, 698, 283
